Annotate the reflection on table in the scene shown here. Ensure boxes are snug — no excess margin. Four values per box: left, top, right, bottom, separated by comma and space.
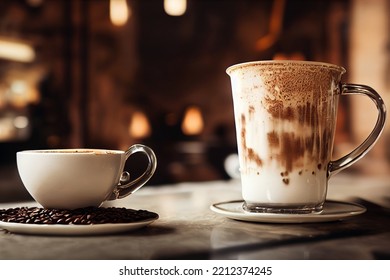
0, 174, 389, 260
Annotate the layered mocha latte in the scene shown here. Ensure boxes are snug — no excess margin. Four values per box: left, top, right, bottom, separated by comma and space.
228, 61, 343, 213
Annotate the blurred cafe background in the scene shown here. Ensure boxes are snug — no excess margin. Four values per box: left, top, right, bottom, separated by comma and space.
0, 0, 389, 202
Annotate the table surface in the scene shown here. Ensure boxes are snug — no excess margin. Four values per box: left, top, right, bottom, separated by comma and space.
0, 174, 389, 260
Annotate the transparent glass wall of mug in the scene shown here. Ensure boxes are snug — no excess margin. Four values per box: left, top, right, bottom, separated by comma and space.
227, 60, 386, 214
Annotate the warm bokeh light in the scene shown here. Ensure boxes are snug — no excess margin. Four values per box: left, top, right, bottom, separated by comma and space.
13, 116, 29, 129
164, 0, 187, 16
0, 38, 35, 62
255, 0, 285, 51
181, 106, 204, 136
129, 111, 151, 139
110, 0, 131, 26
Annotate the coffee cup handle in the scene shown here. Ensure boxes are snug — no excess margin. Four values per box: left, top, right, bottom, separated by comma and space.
109, 144, 157, 200
328, 84, 387, 177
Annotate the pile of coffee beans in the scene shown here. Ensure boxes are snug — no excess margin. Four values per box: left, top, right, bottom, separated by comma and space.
0, 206, 158, 225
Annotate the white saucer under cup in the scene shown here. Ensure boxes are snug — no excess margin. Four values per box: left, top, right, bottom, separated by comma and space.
0, 216, 158, 235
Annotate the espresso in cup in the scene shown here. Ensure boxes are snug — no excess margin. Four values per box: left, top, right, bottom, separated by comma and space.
227, 60, 386, 214
17, 144, 157, 209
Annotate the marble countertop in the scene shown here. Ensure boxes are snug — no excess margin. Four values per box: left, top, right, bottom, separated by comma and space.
0, 174, 389, 260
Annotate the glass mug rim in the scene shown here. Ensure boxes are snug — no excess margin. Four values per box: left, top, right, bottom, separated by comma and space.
226, 60, 346, 75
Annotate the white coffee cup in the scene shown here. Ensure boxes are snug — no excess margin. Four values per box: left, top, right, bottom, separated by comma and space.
16, 144, 157, 209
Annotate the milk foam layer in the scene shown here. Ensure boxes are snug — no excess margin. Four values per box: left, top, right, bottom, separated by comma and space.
228, 61, 344, 209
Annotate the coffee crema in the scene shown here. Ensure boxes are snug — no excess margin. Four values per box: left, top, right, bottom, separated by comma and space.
26, 150, 121, 155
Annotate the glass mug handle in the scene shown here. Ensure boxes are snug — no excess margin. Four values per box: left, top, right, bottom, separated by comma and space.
109, 144, 157, 200
328, 84, 387, 177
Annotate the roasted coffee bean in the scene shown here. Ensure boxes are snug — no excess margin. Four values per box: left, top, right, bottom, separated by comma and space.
0, 206, 158, 225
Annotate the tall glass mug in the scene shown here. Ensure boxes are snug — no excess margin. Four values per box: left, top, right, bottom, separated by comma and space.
226, 60, 386, 214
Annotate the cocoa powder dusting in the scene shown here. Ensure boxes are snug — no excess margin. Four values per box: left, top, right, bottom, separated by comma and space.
249, 105, 255, 117
266, 98, 295, 121
267, 99, 283, 118
240, 114, 263, 168
240, 114, 246, 148
248, 148, 263, 167
280, 132, 305, 172
283, 106, 295, 121
267, 131, 280, 148
265, 96, 335, 173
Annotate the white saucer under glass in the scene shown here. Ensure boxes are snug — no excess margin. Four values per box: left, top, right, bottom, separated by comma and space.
210, 200, 366, 223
